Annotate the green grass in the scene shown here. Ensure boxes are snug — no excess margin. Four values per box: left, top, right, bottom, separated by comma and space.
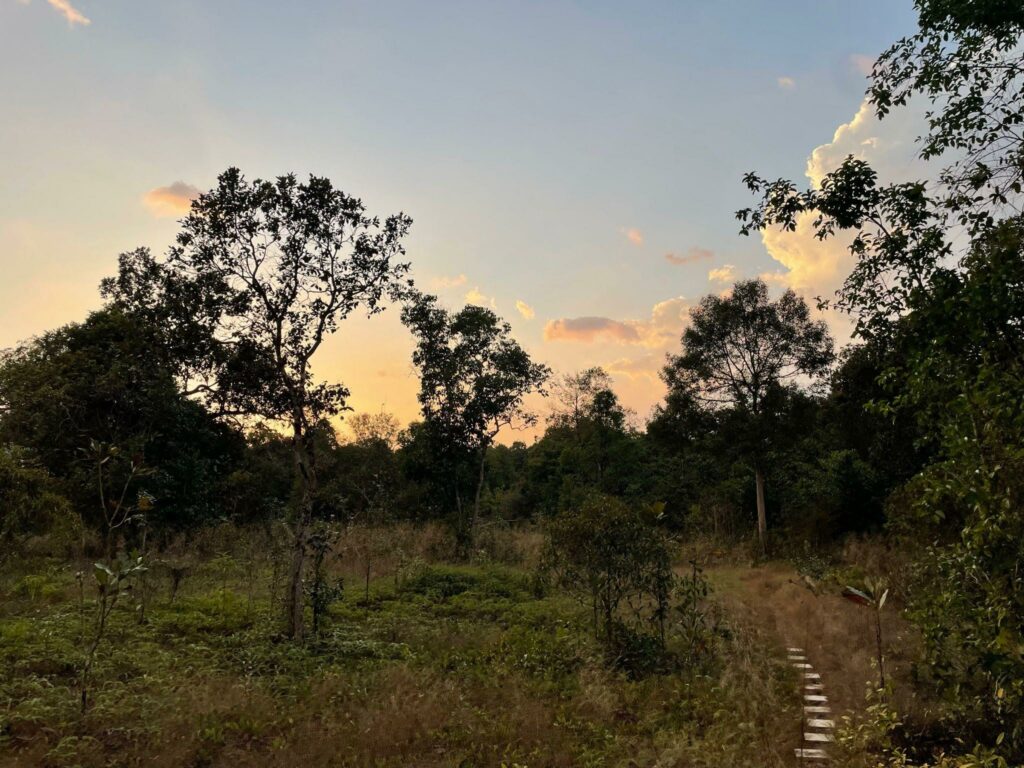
0, 554, 799, 767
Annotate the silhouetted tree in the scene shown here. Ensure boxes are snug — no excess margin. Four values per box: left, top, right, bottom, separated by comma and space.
402, 294, 549, 552
104, 168, 412, 640
663, 279, 833, 554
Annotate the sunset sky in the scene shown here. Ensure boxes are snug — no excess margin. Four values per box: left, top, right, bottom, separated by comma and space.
1, 0, 925, 436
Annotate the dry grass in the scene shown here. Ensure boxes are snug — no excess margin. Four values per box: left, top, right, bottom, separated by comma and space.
708, 563, 918, 714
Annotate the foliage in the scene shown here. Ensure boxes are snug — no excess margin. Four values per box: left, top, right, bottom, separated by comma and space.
524, 368, 648, 516
0, 446, 72, 561
663, 278, 834, 553
674, 560, 712, 666
402, 293, 550, 552
303, 523, 344, 637
104, 167, 412, 640
870, 0, 1024, 232
542, 495, 674, 667
0, 308, 242, 536
0, 539, 796, 767
79, 554, 147, 713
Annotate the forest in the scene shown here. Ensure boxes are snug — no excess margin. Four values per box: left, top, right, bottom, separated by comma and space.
1, 1, 1022, 766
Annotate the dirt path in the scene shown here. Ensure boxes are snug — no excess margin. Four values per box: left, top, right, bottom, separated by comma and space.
707, 563, 917, 722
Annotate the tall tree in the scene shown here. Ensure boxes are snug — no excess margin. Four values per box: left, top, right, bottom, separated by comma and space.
548, 367, 616, 432
104, 168, 412, 639
402, 294, 549, 552
662, 279, 833, 554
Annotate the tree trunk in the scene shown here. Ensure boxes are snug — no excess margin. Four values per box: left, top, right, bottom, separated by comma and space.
471, 446, 487, 548
875, 609, 886, 691
754, 465, 768, 557
285, 418, 317, 640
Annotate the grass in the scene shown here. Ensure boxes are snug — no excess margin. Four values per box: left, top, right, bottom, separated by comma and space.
0, 524, 800, 767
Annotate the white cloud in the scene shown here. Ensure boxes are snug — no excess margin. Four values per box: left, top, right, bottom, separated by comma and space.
22, 0, 92, 26
142, 181, 200, 218
708, 264, 738, 284
621, 227, 644, 246
758, 271, 791, 289
515, 300, 535, 320
465, 287, 496, 309
430, 273, 467, 289
606, 352, 664, 381
757, 97, 925, 342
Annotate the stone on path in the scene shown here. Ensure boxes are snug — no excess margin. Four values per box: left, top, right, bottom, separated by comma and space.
805, 731, 835, 742
794, 748, 829, 760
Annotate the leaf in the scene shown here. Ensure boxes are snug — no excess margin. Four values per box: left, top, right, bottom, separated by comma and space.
93, 563, 112, 586
841, 586, 874, 606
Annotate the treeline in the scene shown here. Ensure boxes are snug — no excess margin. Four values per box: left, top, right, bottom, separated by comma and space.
0, 291, 922, 552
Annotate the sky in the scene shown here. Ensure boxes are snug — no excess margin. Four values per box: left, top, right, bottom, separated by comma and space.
0, 0, 925, 438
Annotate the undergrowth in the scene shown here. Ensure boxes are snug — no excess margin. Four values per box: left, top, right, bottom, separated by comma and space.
0, 544, 797, 767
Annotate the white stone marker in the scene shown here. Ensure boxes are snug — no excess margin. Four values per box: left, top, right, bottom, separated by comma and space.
794, 748, 829, 760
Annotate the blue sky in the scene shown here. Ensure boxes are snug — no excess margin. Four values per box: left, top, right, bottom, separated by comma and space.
0, 0, 922, 429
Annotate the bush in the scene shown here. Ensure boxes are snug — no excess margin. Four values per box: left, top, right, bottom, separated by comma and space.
542, 495, 674, 663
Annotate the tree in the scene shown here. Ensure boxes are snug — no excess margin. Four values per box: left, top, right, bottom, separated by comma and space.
104, 168, 412, 639
738, 2, 1024, 342
346, 411, 400, 449
663, 279, 833, 554
526, 371, 646, 515
548, 367, 616, 431
738, 0, 1024, 743
543, 494, 674, 656
882, 218, 1024, 754
870, 0, 1024, 232
0, 308, 242, 539
401, 294, 549, 552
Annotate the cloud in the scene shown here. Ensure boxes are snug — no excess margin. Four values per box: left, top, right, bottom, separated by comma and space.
621, 227, 644, 246
545, 317, 640, 344
515, 300, 535, 320
708, 264, 738, 284
664, 246, 713, 266
465, 287, 496, 309
544, 296, 689, 349
24, 0, 92, 26
758, 271, 791, 288
757, 96, 924, 341
849, 54, 874, 76
777, 76, 796, 90
605, 353, 664, 381
430, 273, 467, 289
142, 181, 200, 218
